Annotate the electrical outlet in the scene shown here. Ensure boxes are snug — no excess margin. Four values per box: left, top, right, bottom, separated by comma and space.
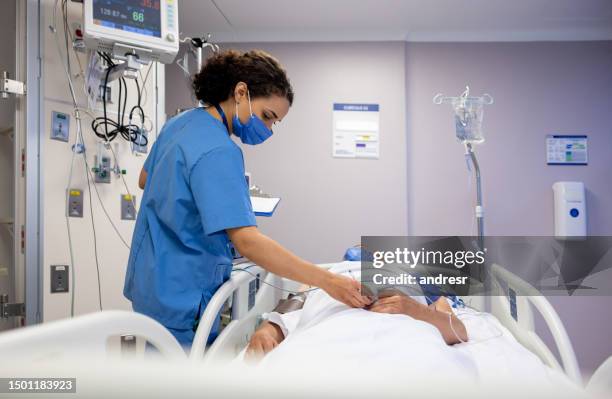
121, 194, 136, 220
67, 189, 83, 218
51, 265, 69, 293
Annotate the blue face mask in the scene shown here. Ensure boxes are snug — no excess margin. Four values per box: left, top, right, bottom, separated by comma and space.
214, 92, 273, 145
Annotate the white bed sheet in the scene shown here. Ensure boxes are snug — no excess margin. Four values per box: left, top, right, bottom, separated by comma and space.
235, 267, 582, 392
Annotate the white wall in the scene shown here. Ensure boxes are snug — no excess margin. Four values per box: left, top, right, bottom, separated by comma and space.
166, 42, 409, 263
40, 0, 162, 321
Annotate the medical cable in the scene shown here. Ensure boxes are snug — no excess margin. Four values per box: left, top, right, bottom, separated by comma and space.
138, 63, 153, 107
62, 1, 103, 312
53, 0, 104, 314
91, 53, 147, 146
57, 0, 142, 254
60, 4, 141, 217
449, 311, 467, 344
53, 0, 82, 317
234, 263, 380, 296
81, 126, 104, 312
60, 107, 134, 250
84, 161, 132, 249
91, 52, 141, 215
232, 265, 321, 295
449, 299, 504, 345
233, 264, 372, 296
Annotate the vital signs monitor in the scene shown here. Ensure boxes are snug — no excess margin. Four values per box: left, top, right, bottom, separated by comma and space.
83, 0, 179, 64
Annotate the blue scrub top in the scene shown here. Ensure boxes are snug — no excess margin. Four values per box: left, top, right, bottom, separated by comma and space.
124, 108, 256, 345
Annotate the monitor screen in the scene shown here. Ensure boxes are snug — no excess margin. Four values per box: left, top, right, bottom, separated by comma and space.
93, 0, 161, 38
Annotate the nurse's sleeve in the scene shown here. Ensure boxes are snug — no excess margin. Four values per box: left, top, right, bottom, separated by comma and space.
189, 146, 257, 235
143, 139, 159, 173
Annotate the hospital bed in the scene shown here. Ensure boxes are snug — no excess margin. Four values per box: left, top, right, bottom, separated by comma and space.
0, 261, 609, 396
191, 261, 585, 383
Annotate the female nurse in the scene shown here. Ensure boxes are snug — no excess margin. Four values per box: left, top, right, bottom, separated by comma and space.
123, 49, 371, 348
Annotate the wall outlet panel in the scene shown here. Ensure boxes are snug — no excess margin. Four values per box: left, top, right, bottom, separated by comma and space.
51, 111, 70, 142
94, 155, 111, 184
51, 265, 69, 293
67, 189, 83, 218
121, 195, 136, 220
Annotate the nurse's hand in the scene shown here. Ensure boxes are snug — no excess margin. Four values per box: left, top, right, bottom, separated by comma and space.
323, 274, 372, 308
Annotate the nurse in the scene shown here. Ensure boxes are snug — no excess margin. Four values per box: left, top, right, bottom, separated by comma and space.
124, 49, 371, 348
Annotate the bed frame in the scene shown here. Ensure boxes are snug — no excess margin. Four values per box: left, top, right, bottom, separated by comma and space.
0, 261, 605, 390
190, 261, 582, 385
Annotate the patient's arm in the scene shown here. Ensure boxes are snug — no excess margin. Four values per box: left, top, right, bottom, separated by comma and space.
368, 295, 468, 345
245, 288, 309, 360
245, 321, 285, 360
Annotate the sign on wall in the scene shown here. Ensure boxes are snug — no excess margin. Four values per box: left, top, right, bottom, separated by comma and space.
546, 135, 588, 165
332, 103, 379, 159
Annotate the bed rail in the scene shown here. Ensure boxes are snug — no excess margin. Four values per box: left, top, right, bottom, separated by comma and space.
190, 263, 281, 362
194, 261, 582, 385
489, 263, 581, 384
0, 310, 185, 360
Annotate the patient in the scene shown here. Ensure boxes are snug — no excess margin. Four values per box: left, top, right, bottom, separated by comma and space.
245, 287, 468, 360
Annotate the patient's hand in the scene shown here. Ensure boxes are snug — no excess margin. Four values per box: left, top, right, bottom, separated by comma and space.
245, 321, 285, 362
368, 294, 426, 319
368, 295, 468, 345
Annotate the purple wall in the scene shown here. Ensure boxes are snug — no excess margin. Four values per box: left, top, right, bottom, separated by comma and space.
405, 41, 612, 379
166, 42, 409, 263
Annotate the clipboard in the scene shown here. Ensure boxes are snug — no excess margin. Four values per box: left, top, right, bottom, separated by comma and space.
250, 196, 281, 217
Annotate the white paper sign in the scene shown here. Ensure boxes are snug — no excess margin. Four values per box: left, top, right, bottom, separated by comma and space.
332, 103, 380, 159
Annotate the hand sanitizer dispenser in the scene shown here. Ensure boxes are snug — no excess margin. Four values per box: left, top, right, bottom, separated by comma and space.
553, 182, 586, 238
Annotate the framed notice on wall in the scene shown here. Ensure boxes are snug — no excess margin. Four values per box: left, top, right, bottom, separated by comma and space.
546, 135, 588, 165
332, 103, 380, 159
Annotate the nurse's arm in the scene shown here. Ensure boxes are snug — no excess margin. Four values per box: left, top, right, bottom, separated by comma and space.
227, 226, 370, 308
138, 168, 147, 189
227, 226, 332, 288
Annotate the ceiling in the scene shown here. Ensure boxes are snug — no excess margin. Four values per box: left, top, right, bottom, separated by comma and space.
178, 0, 612, 43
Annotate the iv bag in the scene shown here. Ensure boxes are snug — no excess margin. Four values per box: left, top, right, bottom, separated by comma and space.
452, 97, 486, 144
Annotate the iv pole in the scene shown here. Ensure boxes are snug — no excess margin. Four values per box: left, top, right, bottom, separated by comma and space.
177, 34, 219, 77
465, 142, 484, 252
433, 87, 493, 253
175, 34, 220, 109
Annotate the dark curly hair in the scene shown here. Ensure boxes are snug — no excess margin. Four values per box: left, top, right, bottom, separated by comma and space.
193, 49, 294, 106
